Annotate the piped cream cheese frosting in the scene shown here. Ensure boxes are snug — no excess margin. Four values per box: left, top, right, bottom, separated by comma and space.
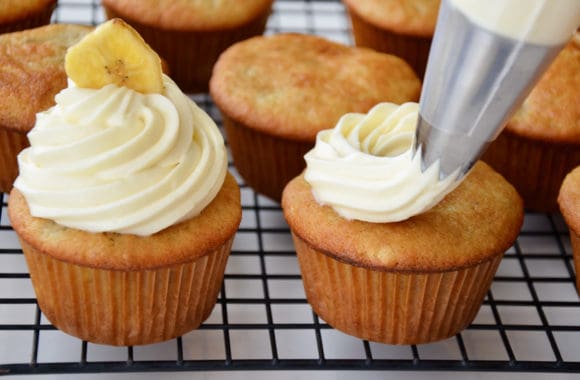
14, 74, 227, 236
304, 102, 459, 223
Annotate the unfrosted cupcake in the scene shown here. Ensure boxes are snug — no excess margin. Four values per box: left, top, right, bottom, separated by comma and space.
558, 166, 580, 293
102, 0, 273, 93
210, 33, 421, 202
0, 0, 56, 34
482, 32, 580, 212
282, 103, 523, 344
0, 24, 91, 193
342, 0, 440, 78
8, 19, 241, 346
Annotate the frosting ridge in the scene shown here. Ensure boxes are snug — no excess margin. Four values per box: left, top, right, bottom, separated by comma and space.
304, 102, 459, 223
15, 75, 227, 236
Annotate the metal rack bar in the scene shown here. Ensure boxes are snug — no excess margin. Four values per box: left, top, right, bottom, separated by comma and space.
1, 0, 579, 376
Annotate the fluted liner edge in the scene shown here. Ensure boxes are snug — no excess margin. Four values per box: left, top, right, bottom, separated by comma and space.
293, 233, 503, 345
223, 115, 313, 203
0, 2, 56, 34
482, 132, 580, 212
345, 7, 431, 79
20, 237, 233, 346
0, 128, 29, 193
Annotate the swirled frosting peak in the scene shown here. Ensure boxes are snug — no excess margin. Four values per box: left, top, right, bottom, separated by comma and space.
14, 75, 227, 236
304, 102, 459, 223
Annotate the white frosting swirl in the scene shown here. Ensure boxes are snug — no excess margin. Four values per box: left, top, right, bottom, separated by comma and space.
304, 102, 459, 223
14, 75, 227, 236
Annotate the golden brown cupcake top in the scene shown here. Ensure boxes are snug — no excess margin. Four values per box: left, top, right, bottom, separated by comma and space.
342, 0, 440, 37
9, 173, 241, 271
558, 166, 580, 234
506, 32, 580, 144
0, 0, 56, 24
282, 162, 523, 273
0, 24, 91, 133
210, 33, 421, 141
101, 0, 273, 31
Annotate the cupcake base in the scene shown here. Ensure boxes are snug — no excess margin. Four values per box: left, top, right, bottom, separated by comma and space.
346, 8, 431, 79
293, 234, 502, 345
103, 8, 270, 93
9, 173, 241, 346
0, 1, 56, 34
482, 130, 580, 212
21, 237, 232, 346
223, 115, 312, 202
571, 231, 580, 294
0, 128, 29, 193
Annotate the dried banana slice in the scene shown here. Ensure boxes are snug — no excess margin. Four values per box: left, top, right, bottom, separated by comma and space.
65, 18, 163, 94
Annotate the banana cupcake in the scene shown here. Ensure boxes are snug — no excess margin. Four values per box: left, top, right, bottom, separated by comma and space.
8, 19, 241, 346
282, 102, 523, 345
0, 0, 56, 34
482, 32, 580, 212
210, 33, 421, 202
0, 24, 91, 193
558, 166, 580, 293
102, 0, 273, 93
342, 0, 440, 78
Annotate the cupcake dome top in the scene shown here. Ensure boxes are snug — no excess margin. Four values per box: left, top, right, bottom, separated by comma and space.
342, 0, 440, 37
282, 162, 523, 273
101, 0, 274, 31
506, 32, 580, 144
0, 24, 92, 133
210, 33, 421, 142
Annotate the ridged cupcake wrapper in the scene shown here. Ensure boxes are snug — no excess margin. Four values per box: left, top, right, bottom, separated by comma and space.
346, 8, 431, 79
104, 8, 270, 93
20, 237, 234, 346
0, 128, 29, 193
0, 3, 56, 34
293, 234, 503, 345
223, 115, 313, 202
482, 132, 580, 212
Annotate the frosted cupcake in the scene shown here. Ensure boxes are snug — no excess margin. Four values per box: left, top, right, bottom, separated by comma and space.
282, 103, 523, 344
8, 19, 241, 346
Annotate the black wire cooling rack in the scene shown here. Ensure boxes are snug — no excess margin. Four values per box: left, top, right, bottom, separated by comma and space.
1, 0, 579, 376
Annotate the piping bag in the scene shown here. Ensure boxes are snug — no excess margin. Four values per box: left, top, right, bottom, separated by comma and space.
414, 0, 580, 181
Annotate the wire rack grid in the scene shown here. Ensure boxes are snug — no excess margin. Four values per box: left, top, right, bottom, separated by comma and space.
1, 0, 579, 376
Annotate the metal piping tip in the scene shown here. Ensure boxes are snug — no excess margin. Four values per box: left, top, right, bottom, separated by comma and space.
414, 115, 491, 181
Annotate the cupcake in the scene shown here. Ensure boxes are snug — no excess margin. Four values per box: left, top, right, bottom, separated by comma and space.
482, 32, 580, 212
0, 0, 56, 34
0, 24, 92, 193
282, 102, 523, 345
210, 33, 421, 202
8, 19, 241, 346
558, 166, 580, 293
101, 0, 273, 93
342, 0, 440, 78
